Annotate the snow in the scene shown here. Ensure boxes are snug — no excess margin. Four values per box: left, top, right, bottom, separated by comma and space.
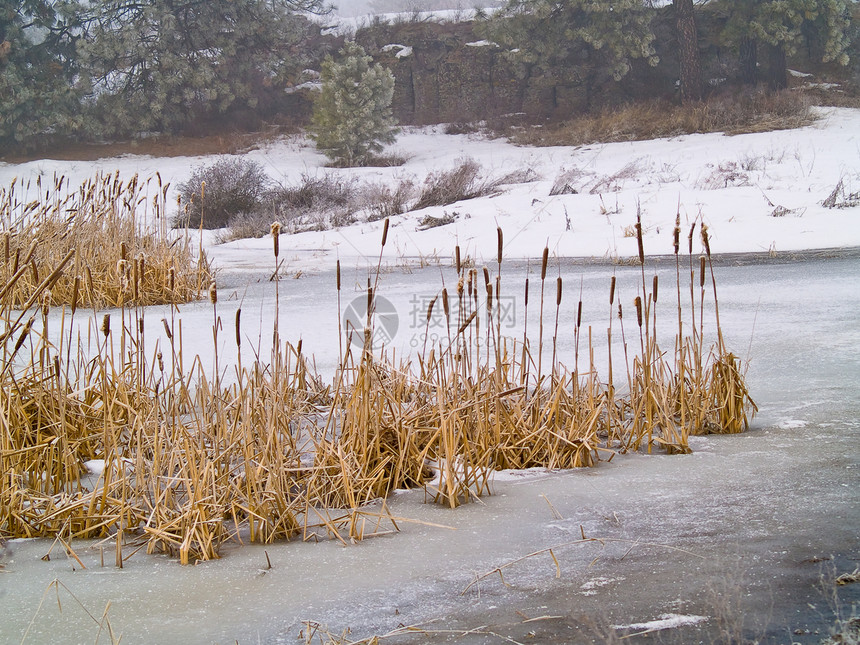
3, 107, 858, 280
381, 43, 413, 58
612, 613, 709, 632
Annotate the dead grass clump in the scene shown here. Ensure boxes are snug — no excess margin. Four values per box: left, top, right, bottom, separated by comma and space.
413, 158, 505, 210
1, 208, 756, 563
0, 173, 211, 308
508, 91, 815, 147
823, 178, 860, 209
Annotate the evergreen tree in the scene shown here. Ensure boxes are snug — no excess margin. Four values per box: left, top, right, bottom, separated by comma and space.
721, 0, 852, 89
0, 1, 83, 149
481, 0, 658, 86
77, 0, 326, 139
310, 41, 397, 167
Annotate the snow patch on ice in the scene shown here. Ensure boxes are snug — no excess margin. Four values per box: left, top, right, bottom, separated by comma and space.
613, 613, 709, 632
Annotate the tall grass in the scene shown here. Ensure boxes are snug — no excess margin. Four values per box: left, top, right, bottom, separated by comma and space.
0, 174, 756, 564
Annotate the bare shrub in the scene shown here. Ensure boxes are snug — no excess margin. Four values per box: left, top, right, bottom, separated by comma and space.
823, 178, 860, 209
362, 178, 416, 222
550, 167, 591, 196
697, 161, 751, 190
414, 158, 503, 210
176, 157, 271, 229
418, 211, 458, 229
588, 159, 646, 194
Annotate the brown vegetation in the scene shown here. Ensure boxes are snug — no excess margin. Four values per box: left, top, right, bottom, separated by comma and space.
0, 181, 756, 565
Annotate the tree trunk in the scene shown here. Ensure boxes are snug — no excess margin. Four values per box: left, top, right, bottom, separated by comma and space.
673, 0, 703, 103
739, 37, 757, 85
767, 42, 787, 90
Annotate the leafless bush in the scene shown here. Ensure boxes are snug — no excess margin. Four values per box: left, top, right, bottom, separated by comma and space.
176, 157, 271, 229
550, 167, 590, 196
823, 178, 860, 209
588, 159, 646, 194
362, 179, 417, 222
418, 211, 458, 230
413, 158, 504, 210
697, 161, 751, 191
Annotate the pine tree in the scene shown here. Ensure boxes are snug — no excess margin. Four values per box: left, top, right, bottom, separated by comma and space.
721, 0, 852, 89
77, 0, 326, 139
0, 1, 83, 149
481, 0, 658, 85
309, 41, 397, 167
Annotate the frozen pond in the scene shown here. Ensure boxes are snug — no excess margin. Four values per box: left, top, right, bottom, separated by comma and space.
1, 249, 858, 644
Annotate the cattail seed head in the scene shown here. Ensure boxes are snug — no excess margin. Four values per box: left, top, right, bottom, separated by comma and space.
486, 282, 493, 310
235, 308, 242, 348
556, 276, 563, 306
442, 288, 450, 319
634, 296, 642, 327
701, 224, 711, 257
652, 275, 659, 303
161, 317, 172, 341
700, 256, 706, 288
673, 213, 681, 255
156, 351, 164, 372
41, 290, 51, 317
381, 218, 390, 247
577, 301, 583, 329
541, 247, 549, 280
609, 275, 616, 305
688, 222, 696, 255
336, 260, 341, 291
483, 266, 490, 287
71, 276, 80, 315
426, 295, 437, 323
101, 314, 110, 338
455, 245, 461, 273
271, 221, 281, 258
168, 266, 175, 294
497, 227, 503, 265
208, 281, 217, 305
635, 212, 645, 266
457, 275, 464, 296
120, 242, 128, 261
524, 277, 529, 307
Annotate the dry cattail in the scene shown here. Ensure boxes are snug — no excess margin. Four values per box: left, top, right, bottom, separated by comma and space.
13, 318, 33, 355
235, 308, 242, 348
208, 281, 217, 305
442, 288, 450, 320
541, 247, 549, 280
700, 256, 706, 288
41, 290, 51, 317
635, 212, 645, 266
336, 260, 341, 291
120, 242, 128, 261
688, 222, 696, 255
297, 339, 302, 355
156, 351, 164, 372
457, 274, 464, 296
577, 300, 583, 329
486, 282, 493, 311
29, 259, 38, 285
483, 266, 490, 287
168, 266, 175, 293
271, 221, 282, 258
673, 213, 681, 255
455, 245, 461, 273
701, 224, 711, 257
71, 275, 80, 315
426, 295, 437, 323
161, 318, 173, 341
497, 227, 503, 265
556, 276, 563, 306
634, 296, 642, 327
618, 302, 623, 319
524, 277, 529, 307
609, 276, 616, 305
652, 275, 659, 303
101, 314, 111, 338
381, 218, 390, 247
